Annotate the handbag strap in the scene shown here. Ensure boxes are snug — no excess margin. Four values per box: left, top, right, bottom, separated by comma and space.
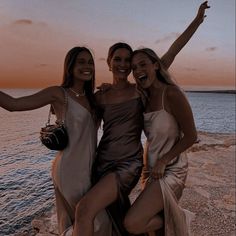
46, 87, 68, 125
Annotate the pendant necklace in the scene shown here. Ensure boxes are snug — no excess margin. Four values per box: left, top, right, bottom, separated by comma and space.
69, 88, 85, 97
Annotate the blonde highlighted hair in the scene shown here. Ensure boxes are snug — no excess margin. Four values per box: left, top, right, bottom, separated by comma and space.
132, 48, 176, 86
132, 48, 179, 104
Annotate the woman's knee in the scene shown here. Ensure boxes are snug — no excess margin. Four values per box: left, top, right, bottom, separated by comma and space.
75, 197, 94, 221
124, 214, 142, 234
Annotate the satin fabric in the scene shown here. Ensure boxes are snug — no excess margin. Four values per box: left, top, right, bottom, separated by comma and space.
94, 97, 144, 235
143, 89, 193, 235
52, 93, 112, 235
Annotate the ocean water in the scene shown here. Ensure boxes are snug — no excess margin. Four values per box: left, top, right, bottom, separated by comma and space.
0, 89, 235, 235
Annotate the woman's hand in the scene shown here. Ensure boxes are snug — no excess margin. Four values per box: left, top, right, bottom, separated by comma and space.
197, 1, 210, 23
96, 83, 112, 92
151, 158, 168, 180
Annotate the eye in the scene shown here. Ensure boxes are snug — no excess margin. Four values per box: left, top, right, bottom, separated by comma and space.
77, 60, 85, 64
113, 57, 121, 62
140, 63, 146, 67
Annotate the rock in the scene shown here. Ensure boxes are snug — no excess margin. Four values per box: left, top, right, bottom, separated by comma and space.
23, 132, 235, 236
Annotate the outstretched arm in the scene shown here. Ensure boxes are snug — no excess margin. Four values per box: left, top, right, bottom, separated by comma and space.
0, 86, 61, 112
161, 1, 210, 69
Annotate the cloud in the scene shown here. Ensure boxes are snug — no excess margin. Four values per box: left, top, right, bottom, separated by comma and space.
155, 32, 181, 44
184, 67, 198, 72
37, 63, 48, 67
206, 47, 217, 52
13, 19, 33, 25
11, 19, 47, 27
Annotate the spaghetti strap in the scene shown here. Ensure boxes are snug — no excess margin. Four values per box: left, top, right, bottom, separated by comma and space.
161, 86, 167, 110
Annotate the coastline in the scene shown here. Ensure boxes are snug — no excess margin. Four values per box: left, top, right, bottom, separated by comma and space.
16, 131, 235, 236
185, 90, 236, 94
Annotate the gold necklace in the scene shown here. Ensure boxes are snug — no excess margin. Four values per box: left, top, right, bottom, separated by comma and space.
69, 88, 85, 97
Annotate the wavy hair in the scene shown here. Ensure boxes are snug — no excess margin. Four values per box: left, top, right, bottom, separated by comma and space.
132, 48, 176, 86
132, 48, 178, 104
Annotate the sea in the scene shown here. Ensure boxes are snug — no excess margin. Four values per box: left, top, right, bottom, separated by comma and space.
0, 89, 235, 235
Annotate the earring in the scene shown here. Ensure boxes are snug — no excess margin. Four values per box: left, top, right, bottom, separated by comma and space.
109, 67, 112, 71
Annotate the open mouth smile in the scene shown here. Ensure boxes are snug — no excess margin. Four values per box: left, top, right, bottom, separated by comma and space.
118, 69, 127, 73
138, 75, 148, 82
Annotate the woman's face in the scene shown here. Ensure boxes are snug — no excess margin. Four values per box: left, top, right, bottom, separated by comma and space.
72, 50, 94, 81
132, 52, 159, 89
109, 48, 131, 80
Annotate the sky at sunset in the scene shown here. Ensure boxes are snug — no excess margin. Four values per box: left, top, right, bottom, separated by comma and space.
0, 0, 235, 89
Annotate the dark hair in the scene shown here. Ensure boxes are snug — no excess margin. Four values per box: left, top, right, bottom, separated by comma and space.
61, 46, 96, 110
107, 42, 133, 65
132, 48, 175, 86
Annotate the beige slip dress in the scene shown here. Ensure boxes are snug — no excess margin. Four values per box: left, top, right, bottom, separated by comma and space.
143, 87, 194, 236
52, 91, 112, 235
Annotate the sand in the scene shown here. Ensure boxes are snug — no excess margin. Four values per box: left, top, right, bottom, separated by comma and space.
16, 131, 235, 236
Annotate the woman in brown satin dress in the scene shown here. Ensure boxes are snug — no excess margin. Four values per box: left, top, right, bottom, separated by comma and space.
72, 3, 209, 236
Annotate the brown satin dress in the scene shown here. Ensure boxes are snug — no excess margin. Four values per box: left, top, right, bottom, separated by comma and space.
94, 97, 144, 236
142, 87, 193, 236
52, 92, 112, 236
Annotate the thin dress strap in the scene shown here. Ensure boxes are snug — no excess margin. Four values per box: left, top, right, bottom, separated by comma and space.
161, 86, 167, 111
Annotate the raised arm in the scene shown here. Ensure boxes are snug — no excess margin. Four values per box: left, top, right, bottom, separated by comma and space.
161, 1, 210, 69
0, 86, 62, 112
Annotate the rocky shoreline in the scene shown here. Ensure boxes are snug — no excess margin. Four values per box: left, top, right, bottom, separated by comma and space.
16, 131, 235, 236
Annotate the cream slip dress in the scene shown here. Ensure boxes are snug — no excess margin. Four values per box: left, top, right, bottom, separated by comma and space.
52, 90, 112, 236
143, 87, 194, 236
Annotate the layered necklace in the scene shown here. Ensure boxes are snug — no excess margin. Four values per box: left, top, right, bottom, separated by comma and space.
69, 88, 85, 97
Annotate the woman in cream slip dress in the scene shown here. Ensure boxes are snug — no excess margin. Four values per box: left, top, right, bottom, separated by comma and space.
124, 48, 197, 236
0, 47, 112, 236
52, 91, 112, 236
142, 89, 191, 235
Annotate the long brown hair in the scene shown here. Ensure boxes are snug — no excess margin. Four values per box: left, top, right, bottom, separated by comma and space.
61, 46, 96, 110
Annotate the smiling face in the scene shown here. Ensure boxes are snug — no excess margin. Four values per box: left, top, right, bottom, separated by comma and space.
109, 48, 132, 80
72, 50, 95, 82
132, 52, 159, 89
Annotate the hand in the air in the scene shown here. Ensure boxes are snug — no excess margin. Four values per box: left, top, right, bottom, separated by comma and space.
197, 1, 210, 23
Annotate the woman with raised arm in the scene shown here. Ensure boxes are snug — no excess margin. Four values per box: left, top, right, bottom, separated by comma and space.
0, 47, 111, 236
124, 47, 197, 236
73, 2, 209, 236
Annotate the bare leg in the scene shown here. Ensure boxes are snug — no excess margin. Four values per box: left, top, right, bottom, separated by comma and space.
54, 187, 74, 234
124, 180, 164, 234
72, 173, 118, 236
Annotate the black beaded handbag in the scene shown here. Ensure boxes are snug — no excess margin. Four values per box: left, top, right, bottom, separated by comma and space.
40, 88, 68, 150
